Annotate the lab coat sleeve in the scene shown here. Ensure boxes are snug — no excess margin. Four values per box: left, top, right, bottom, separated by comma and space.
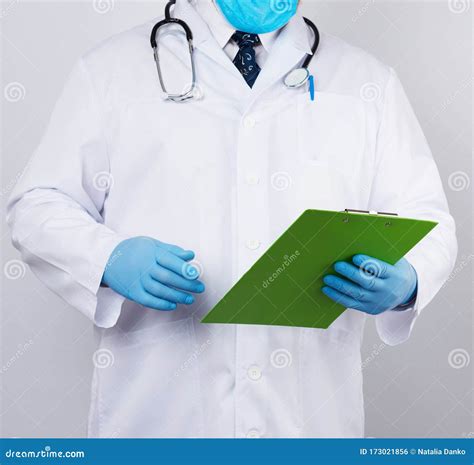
6, 58, 128, 328
368, 68, 457, 346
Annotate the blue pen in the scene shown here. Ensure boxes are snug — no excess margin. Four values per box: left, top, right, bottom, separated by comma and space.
309, 75, 315, 101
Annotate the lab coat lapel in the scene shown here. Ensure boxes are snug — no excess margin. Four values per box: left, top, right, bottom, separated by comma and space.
250, 15, 313, 101
174, 0, 249, 91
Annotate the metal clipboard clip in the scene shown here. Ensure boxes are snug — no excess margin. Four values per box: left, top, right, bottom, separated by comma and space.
343, 209, 398, 216
341, 209, 398, 226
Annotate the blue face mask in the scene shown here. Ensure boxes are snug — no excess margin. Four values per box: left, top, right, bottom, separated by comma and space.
215, 0, 298, 34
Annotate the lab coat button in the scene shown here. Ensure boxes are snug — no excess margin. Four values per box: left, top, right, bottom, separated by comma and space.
246, 429, 260, 438
247, 365, 262, 380
246, 239, 261, 250
245, 174, 260, 185
243, 116, 256, 128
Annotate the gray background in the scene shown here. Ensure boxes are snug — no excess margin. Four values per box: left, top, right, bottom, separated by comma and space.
1, 0, 472, 438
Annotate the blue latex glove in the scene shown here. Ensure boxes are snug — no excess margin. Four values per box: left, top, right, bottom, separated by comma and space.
102, 237, 205, 310
322, 255, 417, 315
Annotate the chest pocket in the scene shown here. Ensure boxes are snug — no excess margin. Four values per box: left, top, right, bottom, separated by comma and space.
266, 91, 367, 236
296, 91, 367, 168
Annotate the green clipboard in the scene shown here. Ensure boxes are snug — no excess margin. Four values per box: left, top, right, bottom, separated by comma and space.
201, 209, 437, 329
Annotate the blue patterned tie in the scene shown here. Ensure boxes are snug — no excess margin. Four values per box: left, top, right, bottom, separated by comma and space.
232, 31, 261, 88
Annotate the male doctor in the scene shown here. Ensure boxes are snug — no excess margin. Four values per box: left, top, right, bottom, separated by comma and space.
7, 0, 457, 437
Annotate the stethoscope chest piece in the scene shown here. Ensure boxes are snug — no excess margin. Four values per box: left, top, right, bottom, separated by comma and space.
284, 67, 310, 88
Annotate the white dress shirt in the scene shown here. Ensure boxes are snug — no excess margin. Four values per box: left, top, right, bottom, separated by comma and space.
194, 0, 280, 67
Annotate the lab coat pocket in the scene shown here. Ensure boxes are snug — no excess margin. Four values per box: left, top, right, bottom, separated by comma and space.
296, 91, 366, 170
94, 317, 203, 437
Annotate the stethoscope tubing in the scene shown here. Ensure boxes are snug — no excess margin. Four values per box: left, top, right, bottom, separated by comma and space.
302, 17, 320, 69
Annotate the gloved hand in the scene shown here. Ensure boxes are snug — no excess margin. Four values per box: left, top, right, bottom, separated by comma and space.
102, 236, 205, 310
322, 255, 417, 315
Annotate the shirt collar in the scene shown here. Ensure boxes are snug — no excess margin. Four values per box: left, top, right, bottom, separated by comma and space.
193, 0, 281, 52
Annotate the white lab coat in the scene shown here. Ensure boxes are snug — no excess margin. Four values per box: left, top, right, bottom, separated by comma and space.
7, 1, 457, 438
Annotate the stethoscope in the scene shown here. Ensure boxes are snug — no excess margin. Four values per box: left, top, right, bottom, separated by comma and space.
150, 0, 320, 102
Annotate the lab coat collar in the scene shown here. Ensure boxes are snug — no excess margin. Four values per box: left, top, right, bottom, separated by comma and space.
259, 30, 281, 53
188, 0, 309, 54
194, 0, 234, 49
174, 0, 214, 48
192, 0, 279, 53
286, 13, 314, 56
249, 14, 314, 98
173, 0, 248, 87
